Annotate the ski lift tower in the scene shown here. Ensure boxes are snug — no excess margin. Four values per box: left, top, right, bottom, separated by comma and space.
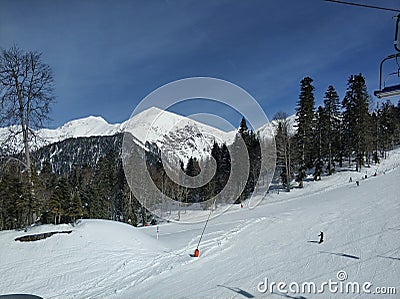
374, 14, 400, 98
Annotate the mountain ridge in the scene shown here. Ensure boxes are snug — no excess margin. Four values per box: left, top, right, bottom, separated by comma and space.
0, 107, 291, 152
1, 107, 285, 173
0, 107, 237, 149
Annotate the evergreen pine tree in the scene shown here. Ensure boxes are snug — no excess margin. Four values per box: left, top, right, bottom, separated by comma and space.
274, 112, 293, 191
377, 100, 396, 157
0, 163, 21, 229
238, 116, 248, 134
342, 74, 371, 171
55, 176, 72, 223
47, 191, 61, 225
185, 157, 201, 203
323, 85, 341, 174
395, 100, 400, 145
93, 150, 117, 219
219, 143, 231, 198
313, 106, 325, 180
68, 191, 83, 223
295, 76, 315, 187
231, 117, 261, 202
185, 157, 200, 177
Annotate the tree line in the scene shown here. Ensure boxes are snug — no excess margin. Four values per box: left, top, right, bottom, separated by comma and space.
275, 74, 400, 191
1, 46, 400, 230
0, 117, 260, 230
144, 117, 261, 208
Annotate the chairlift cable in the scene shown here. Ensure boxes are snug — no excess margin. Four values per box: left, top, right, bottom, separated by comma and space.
327, 0, 400, 98
324, 0, 400, 13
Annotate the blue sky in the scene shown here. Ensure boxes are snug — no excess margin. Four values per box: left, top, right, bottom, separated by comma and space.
1, 0, 399, 130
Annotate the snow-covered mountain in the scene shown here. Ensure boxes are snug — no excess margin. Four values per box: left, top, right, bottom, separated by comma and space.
1, 107, 249, 172
1, 106, 282, 170
39, 115, 123, 143
0, 107, 237, 162
0, 107, 288, 154
0, 116, 123, 154
122, 107, 236, 163
259, 113, 297, 137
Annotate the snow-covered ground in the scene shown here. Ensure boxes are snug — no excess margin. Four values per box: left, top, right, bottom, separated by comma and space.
1, 149, 400, 298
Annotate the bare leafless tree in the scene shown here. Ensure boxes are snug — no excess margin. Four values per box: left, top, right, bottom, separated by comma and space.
0, 46, 55, 224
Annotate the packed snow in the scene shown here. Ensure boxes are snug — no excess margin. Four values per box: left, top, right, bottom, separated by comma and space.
1, 149, 399, 298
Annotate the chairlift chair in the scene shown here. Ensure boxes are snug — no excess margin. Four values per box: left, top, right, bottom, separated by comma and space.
374, 14, 400, 99
374, 53, 400, 98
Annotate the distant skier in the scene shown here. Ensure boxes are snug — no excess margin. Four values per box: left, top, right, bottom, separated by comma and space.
318, 231, 324, 244
356, 180, 359, 187
349, 177, 352, 183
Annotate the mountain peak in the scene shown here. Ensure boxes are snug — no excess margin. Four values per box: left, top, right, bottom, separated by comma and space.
1, 107, 277, 163
59, 115, 109, 129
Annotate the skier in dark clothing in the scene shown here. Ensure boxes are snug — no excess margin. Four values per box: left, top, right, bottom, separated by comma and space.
318, 231, 324, 244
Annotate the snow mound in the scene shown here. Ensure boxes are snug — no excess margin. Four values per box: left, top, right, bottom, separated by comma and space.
0, 220, 165, 298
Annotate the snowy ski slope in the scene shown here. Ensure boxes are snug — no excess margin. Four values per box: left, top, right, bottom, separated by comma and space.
1, 149, 399, 298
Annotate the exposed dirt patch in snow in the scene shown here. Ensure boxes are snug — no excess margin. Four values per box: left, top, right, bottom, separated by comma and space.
15, 231, 72, 242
